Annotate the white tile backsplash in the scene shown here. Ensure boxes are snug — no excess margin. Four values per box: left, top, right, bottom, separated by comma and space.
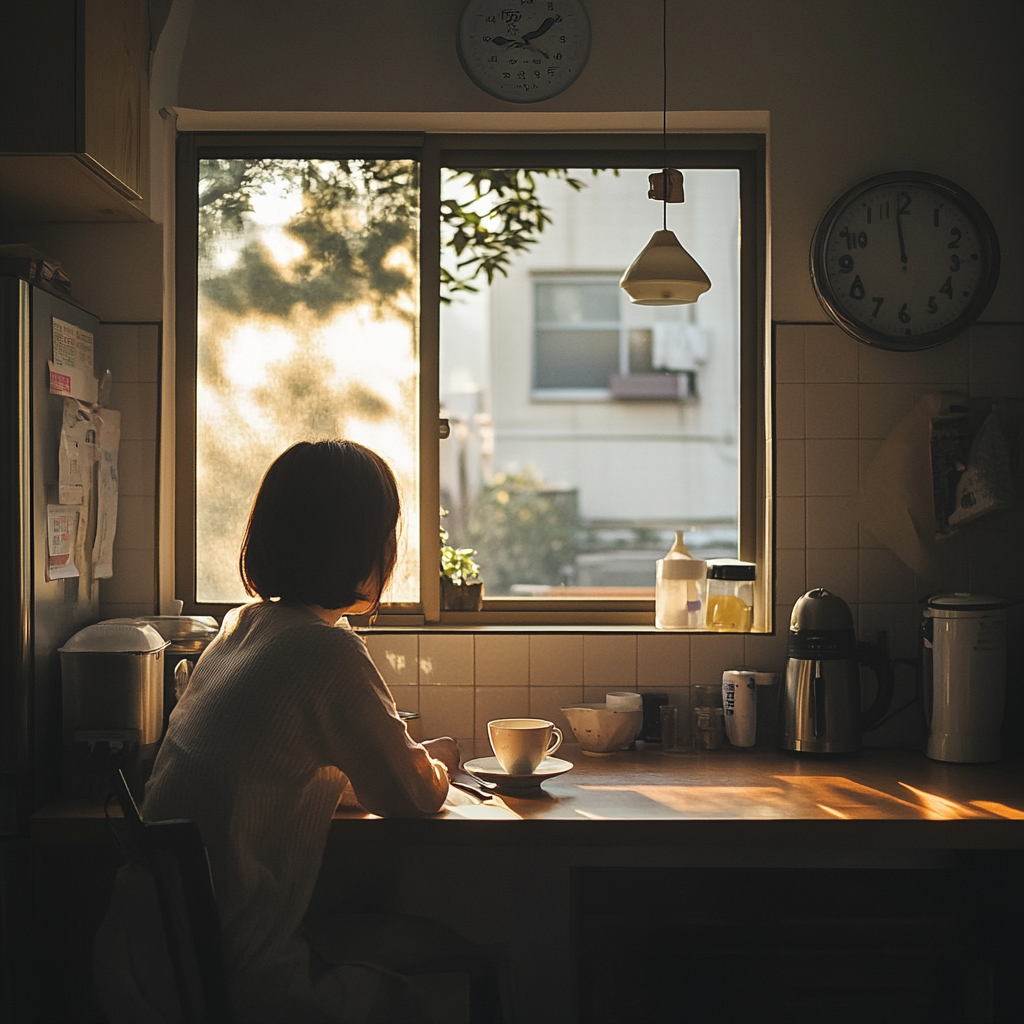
804, 383, 858, 438
804, 325, 859, 382
583, 635, 637, 691
364, 633, 419, 689
637, 633, 690, 690
530, 634, 583, 687
805, 439, 859, 496
419, 634, 474, 686
474, 634, 530, 687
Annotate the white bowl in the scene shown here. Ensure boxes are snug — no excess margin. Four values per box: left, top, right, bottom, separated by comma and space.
560, 704, 642, 756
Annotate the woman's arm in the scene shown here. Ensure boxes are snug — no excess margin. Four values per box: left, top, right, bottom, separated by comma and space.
313, 631, 452, 816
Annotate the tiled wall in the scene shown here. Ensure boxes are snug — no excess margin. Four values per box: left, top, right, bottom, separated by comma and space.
365, 322, 1024, 758
96, 323, 161, 619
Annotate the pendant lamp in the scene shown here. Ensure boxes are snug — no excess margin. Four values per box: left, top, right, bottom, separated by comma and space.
619, 0, 711, 306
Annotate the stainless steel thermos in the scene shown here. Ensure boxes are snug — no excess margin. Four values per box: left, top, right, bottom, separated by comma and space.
780, 589, 894, 754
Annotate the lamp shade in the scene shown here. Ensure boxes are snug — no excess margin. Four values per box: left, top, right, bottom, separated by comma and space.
619, 229, 711, 306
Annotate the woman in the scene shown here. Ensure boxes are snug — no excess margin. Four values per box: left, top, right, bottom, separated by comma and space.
96, 440, 461, 1023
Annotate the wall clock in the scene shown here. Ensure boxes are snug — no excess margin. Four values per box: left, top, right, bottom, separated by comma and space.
810, 171, 1000, 350
457, 0, 591, 103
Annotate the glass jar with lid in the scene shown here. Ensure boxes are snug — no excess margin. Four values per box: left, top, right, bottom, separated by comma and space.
704, 560, 756, 632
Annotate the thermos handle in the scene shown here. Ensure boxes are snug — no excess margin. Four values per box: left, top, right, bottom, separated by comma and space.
856, 641, 895, 733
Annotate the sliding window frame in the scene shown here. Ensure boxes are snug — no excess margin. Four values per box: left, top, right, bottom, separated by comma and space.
174, 131, 768, 630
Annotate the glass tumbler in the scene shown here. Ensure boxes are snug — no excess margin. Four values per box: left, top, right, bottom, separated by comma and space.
693, 707, 725, 750
659, 705, 685, 753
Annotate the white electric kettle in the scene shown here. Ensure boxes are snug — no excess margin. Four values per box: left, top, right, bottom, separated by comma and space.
921, 593, 1010, 763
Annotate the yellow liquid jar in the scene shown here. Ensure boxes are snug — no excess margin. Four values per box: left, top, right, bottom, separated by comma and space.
704, 560, 756, 632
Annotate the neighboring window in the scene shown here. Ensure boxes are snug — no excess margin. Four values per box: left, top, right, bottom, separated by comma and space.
177, 135, 765, 625
533, 277, 621, 394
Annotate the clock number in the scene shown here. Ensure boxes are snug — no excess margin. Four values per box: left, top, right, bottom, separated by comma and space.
849, 275, 865, 300
948, 228, 961, 249
555, 51, 563, 58
898, 303, 911, 324
840, 228, 868, 250
897, 192, 912, 216
483, 35, 491, 41
837, 254, 854, 273
488, 55, 497, 62
486, 15, 496, 22
502, 72, 510, 78
871, 297, 884, 317
928, 296, 938, 314
950, 254, 960, 272
939, 276, 954, 299
559, 35, 566, 42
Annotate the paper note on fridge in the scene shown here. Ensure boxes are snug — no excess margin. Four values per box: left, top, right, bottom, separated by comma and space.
50, 317, 97, 403
59, 399, 97, 504
92, 408, 120, 579
46, 504, 81, 581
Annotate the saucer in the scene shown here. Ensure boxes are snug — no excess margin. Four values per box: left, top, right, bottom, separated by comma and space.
462, 756, 573, 790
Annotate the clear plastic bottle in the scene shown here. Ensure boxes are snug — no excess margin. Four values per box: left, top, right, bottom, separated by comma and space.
704, 560, 756, 631
655, 532, 707, 629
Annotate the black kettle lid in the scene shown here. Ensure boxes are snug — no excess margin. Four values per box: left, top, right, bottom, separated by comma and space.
790, 588, 854, 633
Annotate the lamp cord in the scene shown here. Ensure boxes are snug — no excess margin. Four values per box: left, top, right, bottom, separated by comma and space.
662, 0, 668, 230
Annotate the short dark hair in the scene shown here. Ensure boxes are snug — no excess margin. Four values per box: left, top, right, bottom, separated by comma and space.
240, 440, 401, 611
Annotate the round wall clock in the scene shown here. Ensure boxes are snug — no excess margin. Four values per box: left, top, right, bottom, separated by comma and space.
810, 171, 1000, 350
457, 0, 591, 103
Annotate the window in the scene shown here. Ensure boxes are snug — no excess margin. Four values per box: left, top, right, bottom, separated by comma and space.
176, 134, 767, 627
533, 277, 621, 394
531, 276, 705, 401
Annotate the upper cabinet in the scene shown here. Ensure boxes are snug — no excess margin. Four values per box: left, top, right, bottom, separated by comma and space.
0, 1, 150, 223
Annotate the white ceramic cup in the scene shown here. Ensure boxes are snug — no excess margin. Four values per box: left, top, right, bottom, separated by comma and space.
488, 718, 563, 775
721, 670, 759, 747
606, 691, 643, 711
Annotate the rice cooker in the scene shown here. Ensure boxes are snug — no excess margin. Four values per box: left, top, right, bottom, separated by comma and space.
59, 620, 169, 797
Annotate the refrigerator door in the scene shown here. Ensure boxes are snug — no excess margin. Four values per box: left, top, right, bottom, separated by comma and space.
0, 277, 101, 833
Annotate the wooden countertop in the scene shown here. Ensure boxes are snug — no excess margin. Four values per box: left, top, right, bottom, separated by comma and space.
32, 745, 1024, 848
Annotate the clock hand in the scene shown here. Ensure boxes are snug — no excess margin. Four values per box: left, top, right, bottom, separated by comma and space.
522, 15, 561, 43
896, 192, 909, 265
490, 35, 523, 47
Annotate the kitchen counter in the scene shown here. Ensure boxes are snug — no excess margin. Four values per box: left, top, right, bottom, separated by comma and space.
32, 745, 1024, 847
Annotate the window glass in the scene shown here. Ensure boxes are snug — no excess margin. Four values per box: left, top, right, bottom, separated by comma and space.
195, 158, 420, 604
439, 167, 740, 597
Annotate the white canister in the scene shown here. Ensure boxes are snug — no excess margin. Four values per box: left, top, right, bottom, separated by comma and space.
721, 670, 759, 747
924, 594, 1009, 763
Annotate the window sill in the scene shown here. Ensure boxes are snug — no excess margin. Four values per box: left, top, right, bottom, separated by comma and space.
359, 619, 774, 636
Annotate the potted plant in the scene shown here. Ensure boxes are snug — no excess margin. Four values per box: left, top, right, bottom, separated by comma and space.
440, 509, 484, 611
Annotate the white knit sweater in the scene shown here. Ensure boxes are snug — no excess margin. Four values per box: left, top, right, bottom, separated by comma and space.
136, 600, 449, 1021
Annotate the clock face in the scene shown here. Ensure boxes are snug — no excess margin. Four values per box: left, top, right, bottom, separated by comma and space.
457, 0, 592, 103
811, 172, 999, 350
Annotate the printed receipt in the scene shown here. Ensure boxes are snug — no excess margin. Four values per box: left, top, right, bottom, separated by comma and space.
46, 505, 81, 581
49, 317, 97, 404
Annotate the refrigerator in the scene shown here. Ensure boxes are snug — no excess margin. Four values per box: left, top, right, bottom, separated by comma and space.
1, 275, 101, 1018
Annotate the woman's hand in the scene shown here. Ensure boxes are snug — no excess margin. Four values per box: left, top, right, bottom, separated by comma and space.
422, 736, 461, 777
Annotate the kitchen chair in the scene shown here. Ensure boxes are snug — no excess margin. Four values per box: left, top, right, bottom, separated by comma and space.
109, 768, 234, 1024
107, 771, 507, 1024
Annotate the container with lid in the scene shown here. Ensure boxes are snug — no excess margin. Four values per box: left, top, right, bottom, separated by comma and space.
704, 560, 756, 631
922, 593, 1010, 763
655, 532, 707, 629
59, 620, 170, 796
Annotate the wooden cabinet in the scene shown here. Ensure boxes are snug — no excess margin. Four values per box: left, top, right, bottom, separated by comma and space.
0, 1, 150, 223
